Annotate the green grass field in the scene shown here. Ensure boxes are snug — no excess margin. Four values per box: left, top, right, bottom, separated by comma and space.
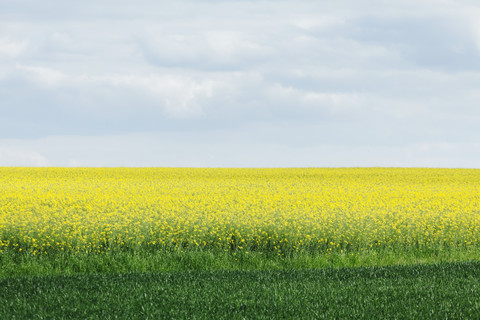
1, 247, 480, 278
2, 261, 480, 319
2, 249, 480, 318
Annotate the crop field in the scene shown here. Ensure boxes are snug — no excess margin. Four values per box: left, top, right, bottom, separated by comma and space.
1, 167, 480, 258
2, 167, 480, 318
3, 262, 480, 319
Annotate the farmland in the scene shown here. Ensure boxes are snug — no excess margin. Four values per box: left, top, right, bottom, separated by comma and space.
1, 167, 480, 260
3, 262, 480, 319
2, 167, 480, 318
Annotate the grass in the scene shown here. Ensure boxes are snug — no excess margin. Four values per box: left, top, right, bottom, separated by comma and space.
1, 246, 480, 278
2, 261, 480, 319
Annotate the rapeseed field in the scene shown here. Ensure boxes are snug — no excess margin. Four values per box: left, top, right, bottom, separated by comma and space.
1, 168, 479, 256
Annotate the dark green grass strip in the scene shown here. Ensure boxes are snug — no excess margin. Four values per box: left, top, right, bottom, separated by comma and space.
2, 262, 480, 319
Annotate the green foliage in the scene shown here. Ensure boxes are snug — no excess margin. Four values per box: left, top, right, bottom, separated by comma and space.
2, 262, 480, 319
1, 246, 480, 278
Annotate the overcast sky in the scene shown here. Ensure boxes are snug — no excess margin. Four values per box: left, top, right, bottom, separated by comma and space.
1, 0, 480, 167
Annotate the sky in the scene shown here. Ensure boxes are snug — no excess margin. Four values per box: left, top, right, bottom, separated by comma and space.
1, 0, 480, 167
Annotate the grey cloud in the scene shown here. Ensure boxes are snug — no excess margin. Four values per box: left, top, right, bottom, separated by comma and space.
1, 0, 480, 166
137, 32, 273, 71
348, 15, 480, 72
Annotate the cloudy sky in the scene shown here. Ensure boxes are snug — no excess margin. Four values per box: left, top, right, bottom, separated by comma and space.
1, 0, 480, 167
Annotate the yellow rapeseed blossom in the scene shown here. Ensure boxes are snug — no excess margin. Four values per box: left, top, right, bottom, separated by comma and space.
0, 167, 479, 254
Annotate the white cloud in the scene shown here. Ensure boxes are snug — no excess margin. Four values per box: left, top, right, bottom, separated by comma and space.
464, 8, 480, 54
1, 0, 480, 167
16, 64, 67, 87
0, 37, 27, 58
0, 147, 50, 166
289, 15, 346, 31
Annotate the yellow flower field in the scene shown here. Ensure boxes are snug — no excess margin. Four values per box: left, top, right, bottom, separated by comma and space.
1, 167, 479, 255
